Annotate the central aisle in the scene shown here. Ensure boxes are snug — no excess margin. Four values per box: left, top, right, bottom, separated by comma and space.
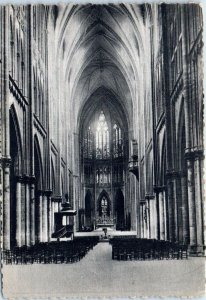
3, 243, 205, 298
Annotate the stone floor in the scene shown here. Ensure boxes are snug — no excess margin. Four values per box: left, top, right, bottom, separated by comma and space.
2, 243, 205, 298
75, 229, 137, 237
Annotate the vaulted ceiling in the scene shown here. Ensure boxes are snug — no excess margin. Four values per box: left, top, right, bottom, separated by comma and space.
51, 4, 152, 128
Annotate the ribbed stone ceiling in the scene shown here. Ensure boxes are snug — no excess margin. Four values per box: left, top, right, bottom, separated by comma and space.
53, 4, 151, 124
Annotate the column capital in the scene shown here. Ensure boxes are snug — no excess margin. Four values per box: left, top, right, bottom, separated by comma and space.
51, 195, 62, 202
20, 175, 36, 184
153, 185, 166, 193
0, 156, 12, 168
44, 190, 53, 197
184, 148, 204, 161
16, 175, 24, 182
22, 174, 31, 183
194, 149, 204, 160
28, 175, 36, 184
140, 199, 146, 205
145, 194, 155, 200
166, 170, 180, 179
184, 149, 195, 160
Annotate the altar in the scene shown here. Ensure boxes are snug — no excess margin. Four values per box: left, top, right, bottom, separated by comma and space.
95, 216, 115, 228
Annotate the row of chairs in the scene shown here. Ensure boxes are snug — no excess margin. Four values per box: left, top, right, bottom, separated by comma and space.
110, 238, 188, 261
3, 237, 99, 264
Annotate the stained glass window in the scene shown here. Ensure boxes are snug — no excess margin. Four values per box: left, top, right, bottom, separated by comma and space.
83, 126, 93, 159
113, 124, 123, 158
96, 111, 110, 159
101, 196, 108, 217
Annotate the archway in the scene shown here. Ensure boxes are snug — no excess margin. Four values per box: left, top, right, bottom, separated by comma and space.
115, 189, 125, 230
9, 107, 22, 248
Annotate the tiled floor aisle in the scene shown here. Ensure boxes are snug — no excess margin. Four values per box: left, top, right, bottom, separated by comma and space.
2, 243, 205, 298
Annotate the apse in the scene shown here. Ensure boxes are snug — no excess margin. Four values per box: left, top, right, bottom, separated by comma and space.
78, 90, 130, 231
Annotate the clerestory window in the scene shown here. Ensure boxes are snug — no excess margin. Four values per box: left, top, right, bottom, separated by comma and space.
96, 111, 110, 159
113, 124, 123, 158
83, 126, 93, 159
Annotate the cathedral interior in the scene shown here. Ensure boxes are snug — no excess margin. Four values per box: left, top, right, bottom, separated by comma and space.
0, 4, 204, 256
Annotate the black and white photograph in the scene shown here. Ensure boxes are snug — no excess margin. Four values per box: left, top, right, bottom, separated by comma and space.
0, 2, 205, 298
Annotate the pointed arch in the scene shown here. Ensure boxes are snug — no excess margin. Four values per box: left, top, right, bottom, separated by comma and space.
97, 190, 111, 217
9, 105, 23, 175
9, 105, 23, 248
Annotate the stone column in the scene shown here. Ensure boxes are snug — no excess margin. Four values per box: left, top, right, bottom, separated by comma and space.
166, 179, 175, 242
163, 190, 168, 240
16, 176, 22, 247
55, 201, 59, 213
145, 196, 152, 239
51, 199, 55, 233
131, 174, 137, 231
159, 191, 165, 240
42, 192, 48, 242
143, 202, 148, 238
25, 177, 31, 246
38, 191, 43, 242
150, 199, 157, 239
48, 197, 51, 241
52, 196, 62, 233
148, 199, 151, 239
149, 199, 154, 238
173, 176, 179, 242
30, 177, 35, 245
2, 158, 11, 250
186, 156, 197, 249
21, 180, 26, 246
154, 188, 160, 240
194, 152, 204, 252
180, 173, 189, 244
140, 203, 144, 238
45, 190, 52, 241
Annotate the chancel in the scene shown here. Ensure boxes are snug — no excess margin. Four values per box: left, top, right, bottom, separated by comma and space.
0, 3, 204, 265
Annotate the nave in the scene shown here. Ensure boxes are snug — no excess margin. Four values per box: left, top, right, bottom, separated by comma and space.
0, 4, 204, 256
3, 241, 205, 298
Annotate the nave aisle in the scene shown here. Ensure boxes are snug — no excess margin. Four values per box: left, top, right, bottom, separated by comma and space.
3, 243, 204, 298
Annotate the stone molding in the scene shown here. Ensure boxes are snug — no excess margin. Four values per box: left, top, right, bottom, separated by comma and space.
153, 185, 166, 193
140, 199, 146, 205
184, 148, 204, 160
145, 194, 155, 200
51, 195, 62, 202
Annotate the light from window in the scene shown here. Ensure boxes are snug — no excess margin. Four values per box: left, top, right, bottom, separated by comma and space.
113, 124, 123, 158
96, 111, 110, 159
